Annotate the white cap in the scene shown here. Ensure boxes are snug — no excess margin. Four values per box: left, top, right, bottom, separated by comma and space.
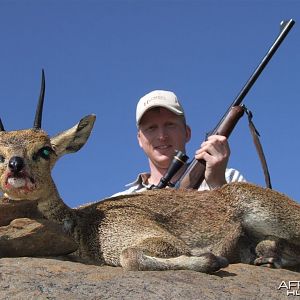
136, 90, 185, 125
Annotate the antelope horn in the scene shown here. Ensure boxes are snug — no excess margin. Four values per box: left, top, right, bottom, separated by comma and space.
33, 69, 45, 129
0, 118, 5, 131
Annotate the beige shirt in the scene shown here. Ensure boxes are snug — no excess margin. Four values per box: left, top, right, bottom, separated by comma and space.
112, 168, 246, 197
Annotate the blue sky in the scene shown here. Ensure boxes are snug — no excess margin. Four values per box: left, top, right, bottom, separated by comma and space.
0, 0, 299, 207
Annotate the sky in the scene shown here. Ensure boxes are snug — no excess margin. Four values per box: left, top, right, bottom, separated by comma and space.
0, 0, 299, 207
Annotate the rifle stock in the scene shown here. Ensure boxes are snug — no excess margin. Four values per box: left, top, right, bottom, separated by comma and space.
176, 106, 245, 189
174, 19, 295, 190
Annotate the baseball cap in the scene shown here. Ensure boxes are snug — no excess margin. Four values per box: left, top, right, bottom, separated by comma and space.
136, 90, 185, 125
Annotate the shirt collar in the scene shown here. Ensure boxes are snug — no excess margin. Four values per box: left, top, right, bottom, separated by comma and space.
125, 172, 151, 188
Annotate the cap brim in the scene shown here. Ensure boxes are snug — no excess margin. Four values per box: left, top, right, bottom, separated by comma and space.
137, 104, 184, 125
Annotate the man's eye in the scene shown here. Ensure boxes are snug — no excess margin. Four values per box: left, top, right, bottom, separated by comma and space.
0, 155, 5, 163
33, 147, 53, 161
146, 126, 156, 132
166, 123, 176, 128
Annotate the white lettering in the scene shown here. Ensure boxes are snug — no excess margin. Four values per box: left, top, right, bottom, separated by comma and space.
278, 281, 289, 290
278, 281, 300, 296
289, 281, 300, 289
286, 289, 300, 296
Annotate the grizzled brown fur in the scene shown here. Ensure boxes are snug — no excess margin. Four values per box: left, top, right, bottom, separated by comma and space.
1, 115, 300, 273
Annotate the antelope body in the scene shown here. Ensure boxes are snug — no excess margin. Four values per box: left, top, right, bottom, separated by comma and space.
1, 73, 300, 273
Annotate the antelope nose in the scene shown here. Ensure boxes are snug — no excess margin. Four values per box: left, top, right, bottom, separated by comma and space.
9, 156, 24, 173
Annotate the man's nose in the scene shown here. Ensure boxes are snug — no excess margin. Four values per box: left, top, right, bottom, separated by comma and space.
157, 127, 168, 139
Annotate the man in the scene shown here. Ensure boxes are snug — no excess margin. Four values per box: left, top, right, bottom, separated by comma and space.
113, 90, 245, 196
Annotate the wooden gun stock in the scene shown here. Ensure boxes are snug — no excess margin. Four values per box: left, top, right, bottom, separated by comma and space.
174, 19, 295, 190
176, 106, 245, 190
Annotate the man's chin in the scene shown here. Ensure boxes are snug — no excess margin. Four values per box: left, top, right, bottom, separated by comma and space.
154, 149, 175, 158
153, 157, 172, 169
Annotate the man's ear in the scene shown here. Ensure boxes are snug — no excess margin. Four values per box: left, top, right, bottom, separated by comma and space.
50, 115, 96, 159
137, 130, 143, 148
185, 125, 191, 143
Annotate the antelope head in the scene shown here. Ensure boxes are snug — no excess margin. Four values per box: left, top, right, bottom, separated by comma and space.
0, 71, 96, 201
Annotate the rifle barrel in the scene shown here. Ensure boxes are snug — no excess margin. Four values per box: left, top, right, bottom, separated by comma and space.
232, 19, 295, 107
211, 19, 295, 135
176, 19, 295, 190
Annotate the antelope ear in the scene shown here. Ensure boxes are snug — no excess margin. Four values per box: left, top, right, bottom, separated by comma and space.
50, 114, 96, 158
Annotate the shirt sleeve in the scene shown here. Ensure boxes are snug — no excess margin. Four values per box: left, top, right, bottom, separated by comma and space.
198, 168, 246, 191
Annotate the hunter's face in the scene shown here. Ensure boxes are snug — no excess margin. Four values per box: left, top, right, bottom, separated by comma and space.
137, 107, 191, 169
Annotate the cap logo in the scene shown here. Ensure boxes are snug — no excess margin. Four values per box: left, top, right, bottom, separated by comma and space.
136, 90, 183, 125
143, 95, 178, 106
143, 95, 169, 106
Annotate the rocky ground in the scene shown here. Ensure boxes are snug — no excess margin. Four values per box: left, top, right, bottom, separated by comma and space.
0, 257, 298, 299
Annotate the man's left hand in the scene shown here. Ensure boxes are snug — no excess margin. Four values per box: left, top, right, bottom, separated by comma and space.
195, 135, 230, 189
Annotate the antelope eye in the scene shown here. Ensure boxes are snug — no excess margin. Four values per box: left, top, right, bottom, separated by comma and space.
0, 155, 4, 163
33, 146, 53, 161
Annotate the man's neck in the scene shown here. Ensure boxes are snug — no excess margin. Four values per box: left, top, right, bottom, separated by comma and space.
148, 163, 187, 186
147, 169, 165, 186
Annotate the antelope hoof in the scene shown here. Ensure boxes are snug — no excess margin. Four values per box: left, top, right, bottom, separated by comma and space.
205, 253, 229, 273
254, 256, 282, 268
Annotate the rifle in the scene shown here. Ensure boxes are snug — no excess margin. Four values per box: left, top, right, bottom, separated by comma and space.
154, 19, 295, 190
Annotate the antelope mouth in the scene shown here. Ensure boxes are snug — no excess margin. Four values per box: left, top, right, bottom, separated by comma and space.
4, 172, 36, 191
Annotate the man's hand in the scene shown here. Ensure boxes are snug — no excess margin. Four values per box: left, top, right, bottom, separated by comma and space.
195, 135, 230, 189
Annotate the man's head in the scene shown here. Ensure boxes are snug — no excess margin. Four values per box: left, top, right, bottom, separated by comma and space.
136, 90, 191, 170
136, 90, 185, 126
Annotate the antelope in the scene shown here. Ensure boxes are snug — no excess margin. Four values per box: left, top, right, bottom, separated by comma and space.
1, 72, 300, 273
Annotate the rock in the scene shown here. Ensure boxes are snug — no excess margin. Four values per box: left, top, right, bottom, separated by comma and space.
0, 198, 78, 257
0, 199, 41, 226
0, 218, 78, 257
0, 257, 298, 299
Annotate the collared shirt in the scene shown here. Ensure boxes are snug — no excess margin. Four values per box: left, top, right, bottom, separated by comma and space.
111, 168, 246, 197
